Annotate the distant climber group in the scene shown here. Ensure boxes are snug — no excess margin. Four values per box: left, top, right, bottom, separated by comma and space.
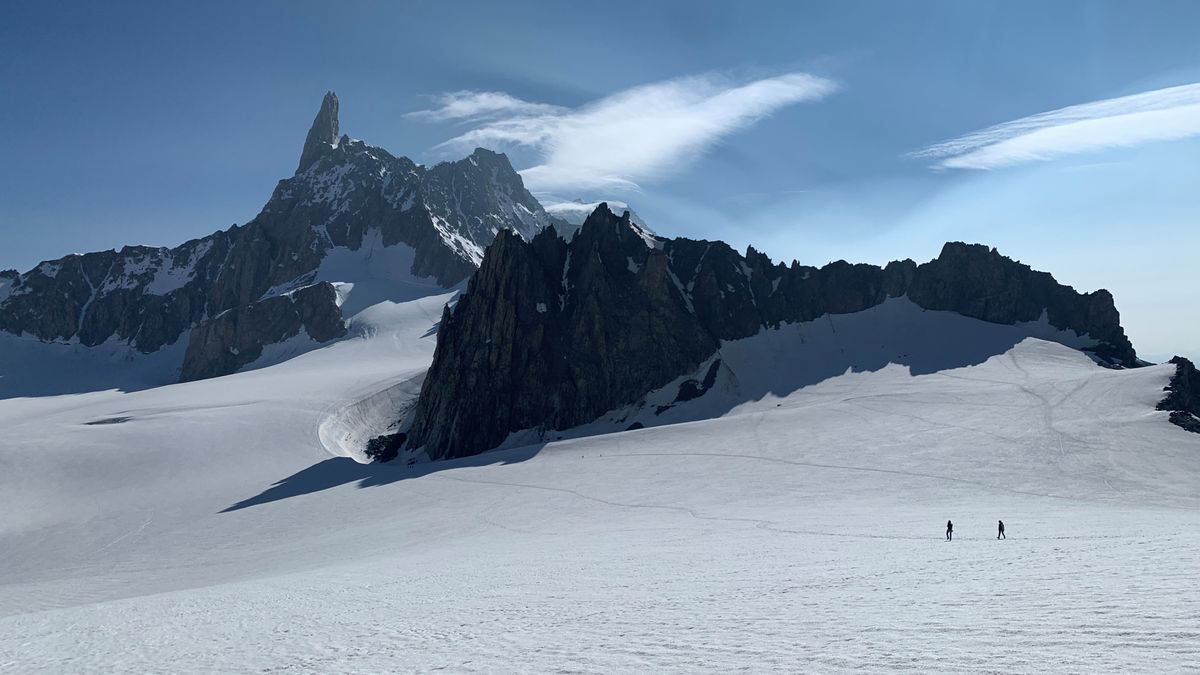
944, 519, 1005, 540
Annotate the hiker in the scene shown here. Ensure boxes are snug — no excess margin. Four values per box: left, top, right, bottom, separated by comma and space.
997, 519, 1006, 539
946, 520, 953, 541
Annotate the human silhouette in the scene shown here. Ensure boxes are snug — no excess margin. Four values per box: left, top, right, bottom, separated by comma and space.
946, 520, 953, 541
997, 520, 1005, 539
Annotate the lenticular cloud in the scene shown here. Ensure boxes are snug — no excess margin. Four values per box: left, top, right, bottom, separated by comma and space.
914, 82, 1200, 170
410, 72, 838, 192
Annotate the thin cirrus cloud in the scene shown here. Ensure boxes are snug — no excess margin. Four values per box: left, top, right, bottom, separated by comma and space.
406, 91, 567, 122
914, 82, 1200, 170
408, 72, 838, 192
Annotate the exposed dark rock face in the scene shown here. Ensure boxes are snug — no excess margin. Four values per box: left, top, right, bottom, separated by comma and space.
180, 282, 347, 382
542, 199, 651, 240
365, 432, 408, 462
298, 91, 340, 173
1157, 357, 1200, 433
906, 243, 1134, 366
0, 92, 554, 384
675, 359, 722, 403
404, 203, 1140, 461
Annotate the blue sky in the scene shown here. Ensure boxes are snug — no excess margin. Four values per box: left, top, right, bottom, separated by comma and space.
1, 1, 1197, 360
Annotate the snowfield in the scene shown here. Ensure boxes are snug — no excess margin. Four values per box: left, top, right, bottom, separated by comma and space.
1, 293, 1198, 674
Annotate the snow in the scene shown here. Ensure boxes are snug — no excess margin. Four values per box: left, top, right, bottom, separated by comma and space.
263, 229, 454, 318
492, 190, 545, 242
429, 213, 487, 266
319, 372, 426, 462
34, 260, 61, 278
0, 332, 188, 398
491, 296, 1107, 448
0, 293, 1198, 673
536, 302, 548, 313
542, 200, 661, 246
0, 230, 457, 399
145, 241, 210, 295
629, 220, 663, 249
543, 199, 650, 231
665, 250, 696, 314
103, 253, 152, 292
301, 162, 355, 206
559, 251, 572, 310
685, 243, 713, 292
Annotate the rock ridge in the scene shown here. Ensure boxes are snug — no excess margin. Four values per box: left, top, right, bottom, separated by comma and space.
404, 203, 1140, 460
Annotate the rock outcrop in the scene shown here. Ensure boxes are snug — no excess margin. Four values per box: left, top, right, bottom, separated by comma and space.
1157, 357, 1200, 433
541, 199, 651, 240
404, 203, 1140, 461
0, 93, 556, 384
180, 282, 347, 382
298, 91, 340, 173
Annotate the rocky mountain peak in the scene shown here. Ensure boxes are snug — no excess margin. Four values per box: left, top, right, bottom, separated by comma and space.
569, 203, 633, 247
542, 199, 653, 241
0, 92, 564, 394
297, 91, 340, 173
468, 147, 507, 164
402, 210, 1143, 461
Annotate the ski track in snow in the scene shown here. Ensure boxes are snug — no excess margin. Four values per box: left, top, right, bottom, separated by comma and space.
0, 295, 1198, 673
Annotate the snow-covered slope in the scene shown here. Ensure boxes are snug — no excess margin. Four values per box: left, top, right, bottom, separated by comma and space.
1, 289, 1197, 673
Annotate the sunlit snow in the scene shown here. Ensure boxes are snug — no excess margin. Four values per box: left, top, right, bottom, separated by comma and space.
1, 292, 1197, 673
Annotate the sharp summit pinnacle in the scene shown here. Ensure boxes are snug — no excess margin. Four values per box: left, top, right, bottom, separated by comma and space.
297, 91, 340, 173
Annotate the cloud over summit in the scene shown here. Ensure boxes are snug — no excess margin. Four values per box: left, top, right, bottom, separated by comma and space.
410, 72, 837, 192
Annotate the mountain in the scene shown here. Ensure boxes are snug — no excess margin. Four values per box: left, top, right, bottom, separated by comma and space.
542, 199, 651, 239
0, 92, 555, 392
402, 203, 1141, 461
4, 136, 1198, 675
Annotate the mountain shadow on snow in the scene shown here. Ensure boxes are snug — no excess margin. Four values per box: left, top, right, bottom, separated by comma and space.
220, 444, 545, 512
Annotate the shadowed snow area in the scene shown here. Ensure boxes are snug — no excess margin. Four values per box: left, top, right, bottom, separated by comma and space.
283, 234, 455, 317
1, 292, 1198, 673
0, 333, 190, 398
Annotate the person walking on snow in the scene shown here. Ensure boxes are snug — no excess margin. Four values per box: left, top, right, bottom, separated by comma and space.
997, 520, 1006, 539
946, 520, 953, 541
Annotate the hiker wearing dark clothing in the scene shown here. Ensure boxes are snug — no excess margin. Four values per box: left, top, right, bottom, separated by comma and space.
998, 520, 1006, 539
946, 520, 953, 541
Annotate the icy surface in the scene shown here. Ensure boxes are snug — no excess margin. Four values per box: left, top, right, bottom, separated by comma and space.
145, 242, 209, 295
539, 296, 1106, 442
0, 333, 188, 398
0, 295, 1198, 673
308, 230, 453, 316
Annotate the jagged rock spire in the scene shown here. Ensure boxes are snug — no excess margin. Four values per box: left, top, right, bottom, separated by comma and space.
297, 91, 340, 173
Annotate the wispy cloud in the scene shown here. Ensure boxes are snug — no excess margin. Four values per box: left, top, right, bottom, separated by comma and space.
409, 72, 837, 192
406, 91, 566, 122
915, 82, 1200, 170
